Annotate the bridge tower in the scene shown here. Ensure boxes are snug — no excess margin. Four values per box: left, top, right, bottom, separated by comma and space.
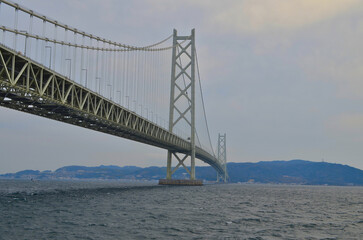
217, 133, 228, 182
164, 29, 198, 183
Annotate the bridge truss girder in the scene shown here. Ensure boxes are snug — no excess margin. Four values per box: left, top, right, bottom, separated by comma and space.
0, 43, 226, 178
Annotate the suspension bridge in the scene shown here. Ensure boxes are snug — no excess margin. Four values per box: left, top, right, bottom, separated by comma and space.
0, 0, 228, 184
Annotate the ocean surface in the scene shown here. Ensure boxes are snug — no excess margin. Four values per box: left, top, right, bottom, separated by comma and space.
0, 180, 362, 240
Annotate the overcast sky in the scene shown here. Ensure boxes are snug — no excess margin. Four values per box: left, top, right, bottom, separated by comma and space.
1, 0, 363, 173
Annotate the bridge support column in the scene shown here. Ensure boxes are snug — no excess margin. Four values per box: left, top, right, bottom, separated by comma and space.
163, 29, 197, 182
166, 150, 172, 179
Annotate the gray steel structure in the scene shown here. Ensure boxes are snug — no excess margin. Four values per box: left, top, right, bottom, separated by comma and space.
217, 133, 228, 182
0, 0, 228, 181
0, 43, 227, 179
167, 29, 197, 180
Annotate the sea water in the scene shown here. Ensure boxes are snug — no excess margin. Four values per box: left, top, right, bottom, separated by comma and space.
0, 180, 362, 239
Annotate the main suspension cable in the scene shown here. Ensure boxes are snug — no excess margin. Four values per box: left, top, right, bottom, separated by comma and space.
0, 0, 173, 51
195, 47, 216, 157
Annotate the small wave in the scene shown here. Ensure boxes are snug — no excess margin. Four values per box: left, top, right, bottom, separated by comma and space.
301, 223, 318, 229
0, 182, 159, 198
61, 221, 79, 226
233, 218, 262, 223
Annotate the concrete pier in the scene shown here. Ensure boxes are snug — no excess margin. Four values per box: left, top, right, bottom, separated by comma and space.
159, 179, 203, 186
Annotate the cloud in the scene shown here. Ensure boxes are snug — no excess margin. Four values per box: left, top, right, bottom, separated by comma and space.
323, 61, 363, 100
298, 17, 363, 100
208, 0, 360, 34
326, 113, 363, 141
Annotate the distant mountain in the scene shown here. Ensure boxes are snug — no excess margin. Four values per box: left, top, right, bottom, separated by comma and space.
1, 160, 362, 186
226, 160, 363, 186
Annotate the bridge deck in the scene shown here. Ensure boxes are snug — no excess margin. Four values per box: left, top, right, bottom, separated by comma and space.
0, 44, 225, 176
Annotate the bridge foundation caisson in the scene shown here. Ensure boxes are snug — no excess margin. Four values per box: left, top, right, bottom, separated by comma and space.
159, 179, 202, 186
159, 29, 200, 186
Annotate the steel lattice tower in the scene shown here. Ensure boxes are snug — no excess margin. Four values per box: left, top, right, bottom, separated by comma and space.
217, 133, 228, 182
166, 29, 196, 180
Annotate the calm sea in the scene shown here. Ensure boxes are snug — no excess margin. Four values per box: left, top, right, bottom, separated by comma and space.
0, 180, 362, 239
